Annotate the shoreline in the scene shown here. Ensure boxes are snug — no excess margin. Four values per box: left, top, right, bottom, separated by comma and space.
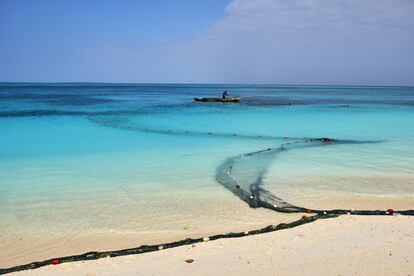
7, 214, 414, 275
3, 210, 414, 275
0, 213, 319, 274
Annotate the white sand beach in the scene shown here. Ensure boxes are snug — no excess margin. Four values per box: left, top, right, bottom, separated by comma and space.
11, 215, 414, 276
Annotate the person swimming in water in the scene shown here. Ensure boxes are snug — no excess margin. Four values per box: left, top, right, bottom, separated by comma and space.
222, 90, 229, 99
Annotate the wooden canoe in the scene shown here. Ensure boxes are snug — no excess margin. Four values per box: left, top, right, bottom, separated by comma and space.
194, 97, 240, 102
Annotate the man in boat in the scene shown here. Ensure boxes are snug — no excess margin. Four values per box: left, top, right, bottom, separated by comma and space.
222, 90, 229, 99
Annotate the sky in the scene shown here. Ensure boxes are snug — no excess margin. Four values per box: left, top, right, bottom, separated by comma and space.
0, 0, 413, 85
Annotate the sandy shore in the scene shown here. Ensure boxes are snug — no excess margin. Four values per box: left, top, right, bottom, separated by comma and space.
0, 209, 301, 268
10, 215, 414, 275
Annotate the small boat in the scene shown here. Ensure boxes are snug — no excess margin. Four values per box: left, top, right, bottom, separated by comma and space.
194, 97, 240, 102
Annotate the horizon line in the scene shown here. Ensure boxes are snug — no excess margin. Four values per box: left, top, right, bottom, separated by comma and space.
0, 81, 413, 88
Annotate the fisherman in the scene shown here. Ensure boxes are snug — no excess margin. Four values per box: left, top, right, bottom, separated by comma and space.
222, 90, 229, 99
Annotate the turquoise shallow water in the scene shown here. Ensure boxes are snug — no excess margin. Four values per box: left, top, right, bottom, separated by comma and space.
0, 83, 414, 266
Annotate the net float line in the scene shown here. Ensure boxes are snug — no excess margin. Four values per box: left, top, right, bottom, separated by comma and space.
0, 214, 338, 275
88, 115, 317, 142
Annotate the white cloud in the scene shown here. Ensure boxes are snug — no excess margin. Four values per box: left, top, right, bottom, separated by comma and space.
184, 0, 414, 85
209, 0, 414, 37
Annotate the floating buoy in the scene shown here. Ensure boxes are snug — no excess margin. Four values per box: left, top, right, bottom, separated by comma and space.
387, 209, 395, 215
235, 184, 240, 189
51, 259, 60, 265
321, 138, 333, 143
301, 215, 308, 220
306, 209, 313, 214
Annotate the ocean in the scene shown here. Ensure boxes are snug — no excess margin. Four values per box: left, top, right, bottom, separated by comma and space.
0, 83, 413, 267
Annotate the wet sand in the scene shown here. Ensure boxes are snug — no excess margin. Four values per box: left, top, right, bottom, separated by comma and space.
0, 204, 301, 268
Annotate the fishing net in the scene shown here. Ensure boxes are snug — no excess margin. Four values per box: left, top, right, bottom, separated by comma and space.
88, 114, 412, 215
